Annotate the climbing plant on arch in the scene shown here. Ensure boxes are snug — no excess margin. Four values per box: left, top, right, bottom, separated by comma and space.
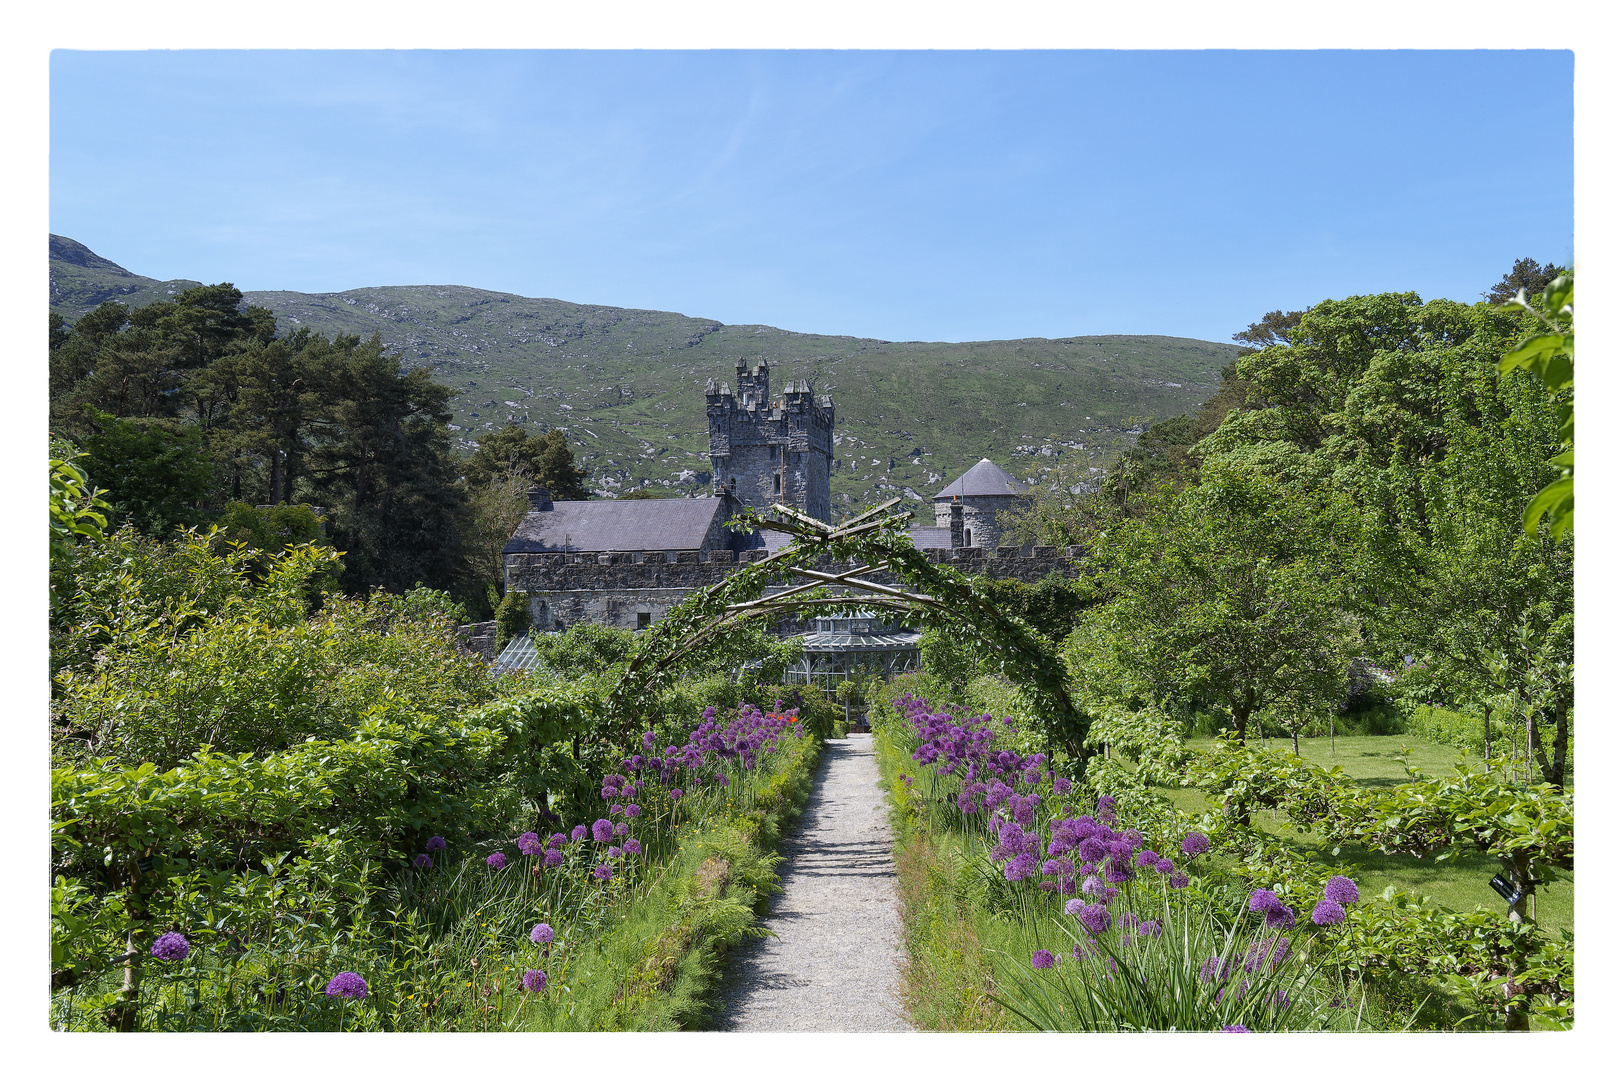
606, 499, 1089, 759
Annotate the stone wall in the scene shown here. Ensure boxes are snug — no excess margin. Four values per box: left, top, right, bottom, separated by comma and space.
506, 545, 1085, 633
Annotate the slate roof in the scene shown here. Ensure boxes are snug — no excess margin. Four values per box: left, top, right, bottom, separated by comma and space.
935, 458, 1028, 499
503, 497, 738, 554
907, 525, 953, 549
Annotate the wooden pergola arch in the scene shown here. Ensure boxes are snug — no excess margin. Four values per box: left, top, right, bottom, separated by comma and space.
606, 499, 1088, 758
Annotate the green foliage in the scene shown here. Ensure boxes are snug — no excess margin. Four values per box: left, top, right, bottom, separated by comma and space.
1494, 273, 1573, 538
1070, 467, 1358, 743
51, 285, 472, 594
51, 530, 495, 767
493, 589, 532, 651
463, 425, 590, 501
49, 444, 112, 606
79, 411, 214, 536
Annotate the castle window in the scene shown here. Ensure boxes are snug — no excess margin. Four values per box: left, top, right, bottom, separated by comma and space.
774, 473, 781, 493
637, 612, 652, 630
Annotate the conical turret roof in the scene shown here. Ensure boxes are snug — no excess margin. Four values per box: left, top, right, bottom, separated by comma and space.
934, 458, 1028, 499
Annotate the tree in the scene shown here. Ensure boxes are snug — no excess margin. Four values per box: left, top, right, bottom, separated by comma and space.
79, 412, 213, 536
1071, 467, 1357, 751
1485, 258, 1562, 306
533, 429, 591, 500
461, 467, 532, 595
462, 425, 590, 500
301, 334, 468, 594
1232, 308, 1304, 355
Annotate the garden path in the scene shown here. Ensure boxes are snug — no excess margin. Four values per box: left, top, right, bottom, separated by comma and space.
710, 734, 913, 1031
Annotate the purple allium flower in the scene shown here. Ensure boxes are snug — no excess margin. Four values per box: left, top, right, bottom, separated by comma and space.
715, 774, 730, 787
625, 804, 641, 818
1031, 949, 1056, 969
610, 804, 624, 816
1135, 850, 1160, 868
426, 836, 447, 852
1198, 956, 1226, 982
607, 846, 623, 859
531, 923, 555, 944
1220, 1024, 1249, 1032
1138, 919, 1163, 937
487, 852, 507, 869
1064, 898, 1088, 916
1054, 777, 1073, 795
1077, 837, 1108, 863
1168, 871, 1190, 889
1324, 875, 1359, 905
593, 864, 613, 882
1076, 903, 1112, 935
1100, 886, 1121, 902
1080, 874, 1103, 895
542, 849, 563, 868
1265, 904, 1297, 930
1311, 899, 1346, 926
1154, 858, 1176, 874
613, 822, 628, 836
642, 731, 657, 750
150, 932, 189, 961
624, 837, 642, 855
1181, 832, 1210, 857
518, 832, 543, 857
1103, 861, 1136, 885
1003, 853, 1039, 882
1248, 889, 1281, 914
324, 972, 367, 999
592, 819, 614, 843
548, 833, 567, 849
412, 854, 433, 869
522, 968, 548, 992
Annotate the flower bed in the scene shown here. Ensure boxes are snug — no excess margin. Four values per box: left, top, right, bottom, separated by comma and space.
877, 692, 1382, 1032
50, 700, 820, 1031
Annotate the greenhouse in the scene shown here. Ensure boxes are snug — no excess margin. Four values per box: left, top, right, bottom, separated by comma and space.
785, 611, 922, 689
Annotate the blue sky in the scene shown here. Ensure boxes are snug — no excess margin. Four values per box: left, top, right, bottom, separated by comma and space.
50, 49, 1573, 344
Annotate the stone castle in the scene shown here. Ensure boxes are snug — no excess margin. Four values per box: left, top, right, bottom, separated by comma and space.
706, 359, 835, 522
499, 359, 1065, 634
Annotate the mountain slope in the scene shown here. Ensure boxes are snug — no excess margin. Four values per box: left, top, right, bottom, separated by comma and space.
49, 236, 1234, 514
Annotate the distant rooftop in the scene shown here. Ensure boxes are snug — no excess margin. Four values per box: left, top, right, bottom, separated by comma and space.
503, 497, 751, 554
935, 458, 1028, 499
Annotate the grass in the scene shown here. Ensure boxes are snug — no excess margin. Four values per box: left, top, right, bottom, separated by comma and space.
1154, 735, 1573, 935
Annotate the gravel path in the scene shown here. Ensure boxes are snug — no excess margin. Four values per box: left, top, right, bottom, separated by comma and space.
709, 734, 913, 1032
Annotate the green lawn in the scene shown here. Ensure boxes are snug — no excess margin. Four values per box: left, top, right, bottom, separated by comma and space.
1155, 735, 1573, 935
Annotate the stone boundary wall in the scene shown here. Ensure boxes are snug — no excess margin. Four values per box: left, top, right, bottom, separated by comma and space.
507, 545, 1086, 633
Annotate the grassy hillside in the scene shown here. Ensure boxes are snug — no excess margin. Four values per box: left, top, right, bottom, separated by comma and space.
50, 235, 1234, 516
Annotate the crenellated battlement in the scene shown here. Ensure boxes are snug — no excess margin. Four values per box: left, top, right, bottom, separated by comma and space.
707, 359, 834, 522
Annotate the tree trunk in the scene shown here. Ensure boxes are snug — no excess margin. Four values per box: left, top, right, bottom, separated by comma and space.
113, 926, 142, 1032
1550, 696, 1570, 795
1500, 851, 1536, 1031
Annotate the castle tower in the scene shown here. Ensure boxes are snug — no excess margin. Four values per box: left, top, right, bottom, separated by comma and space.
704, 358, 834, 522
933, 458, 1029, 550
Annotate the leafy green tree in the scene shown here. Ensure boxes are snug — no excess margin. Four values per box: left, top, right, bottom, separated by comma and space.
461, 425, 590, 500
532, 429, 591, 500
80, 412, 213, 536
1070, 468, 1358, 749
